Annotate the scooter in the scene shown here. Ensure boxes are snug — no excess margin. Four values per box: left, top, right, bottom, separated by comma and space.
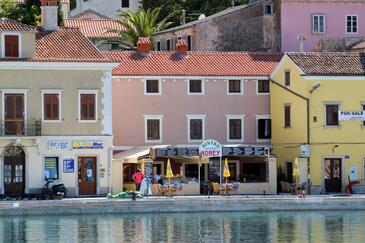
40, 177, 68, 199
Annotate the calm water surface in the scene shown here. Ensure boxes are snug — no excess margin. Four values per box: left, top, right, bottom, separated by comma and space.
0, 211, 364, 242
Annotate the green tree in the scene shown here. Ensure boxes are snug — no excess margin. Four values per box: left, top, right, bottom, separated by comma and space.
107, 7, 173, 49
0, 0, 64, 26
142, 0, 248, 26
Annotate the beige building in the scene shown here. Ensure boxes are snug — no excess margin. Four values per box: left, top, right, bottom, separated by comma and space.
0, 1, 116, 197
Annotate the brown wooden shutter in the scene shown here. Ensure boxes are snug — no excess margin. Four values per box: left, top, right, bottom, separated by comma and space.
44, 94, 59, 120
80, 94, 96, 120
5, 35, 19, 57
284, 106, 291, 127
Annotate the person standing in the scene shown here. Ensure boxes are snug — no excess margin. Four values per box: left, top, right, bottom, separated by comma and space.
132, 169, 144, 191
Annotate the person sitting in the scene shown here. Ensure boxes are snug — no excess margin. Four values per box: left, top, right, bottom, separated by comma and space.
154, 173, 163, 185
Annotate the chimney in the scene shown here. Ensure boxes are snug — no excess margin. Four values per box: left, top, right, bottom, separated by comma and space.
231, 0, 235, 7
297, 34, 306, 52
40, 0, 58, 31
136, 37, 151, 56
176, 39, 188, 56
180, 9, 186, 25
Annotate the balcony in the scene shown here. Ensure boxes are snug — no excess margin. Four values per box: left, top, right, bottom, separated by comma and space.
0, 120, 42, 136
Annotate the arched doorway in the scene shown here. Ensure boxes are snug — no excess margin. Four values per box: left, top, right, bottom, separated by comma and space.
3, 146, 25, 196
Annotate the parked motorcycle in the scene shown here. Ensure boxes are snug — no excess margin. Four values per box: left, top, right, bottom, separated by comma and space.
40, 177, 68, 199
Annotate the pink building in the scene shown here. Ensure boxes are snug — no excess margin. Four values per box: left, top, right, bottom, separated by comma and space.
281, 0, 365, 52
107, 40, 282, 195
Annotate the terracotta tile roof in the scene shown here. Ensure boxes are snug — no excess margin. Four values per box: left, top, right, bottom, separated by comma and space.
106, 51, 283, 76
64, 19, 123, 38
287, 52, 365, 76
72, 9, 112, 20
0, 18, 36, 31
16, 0, 69, 3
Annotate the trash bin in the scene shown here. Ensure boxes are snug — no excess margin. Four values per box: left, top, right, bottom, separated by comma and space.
131, 192, 136, 201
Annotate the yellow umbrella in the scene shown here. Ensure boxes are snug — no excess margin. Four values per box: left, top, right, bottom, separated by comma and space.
223, 158, 230, 195
166, 159, 174, 183
293, 158, 300, 185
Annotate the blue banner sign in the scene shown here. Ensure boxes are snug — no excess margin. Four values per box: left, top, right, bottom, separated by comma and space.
63, 158, 74, 173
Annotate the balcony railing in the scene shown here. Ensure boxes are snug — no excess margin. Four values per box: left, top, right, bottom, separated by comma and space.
0, 120, 42, 136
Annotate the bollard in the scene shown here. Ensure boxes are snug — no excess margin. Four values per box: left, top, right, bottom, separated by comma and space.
131, 192, 136, 201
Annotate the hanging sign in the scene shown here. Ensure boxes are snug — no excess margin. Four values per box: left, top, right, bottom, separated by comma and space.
339, 111, 365, 121
72, 141, 103, 149
199, 139, 222, 158
63, 158, 74, 173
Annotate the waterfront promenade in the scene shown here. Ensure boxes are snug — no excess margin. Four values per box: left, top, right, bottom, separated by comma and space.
0, 195, 365, 216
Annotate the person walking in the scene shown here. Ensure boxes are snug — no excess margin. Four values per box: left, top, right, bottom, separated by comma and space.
132, 169, 144, 191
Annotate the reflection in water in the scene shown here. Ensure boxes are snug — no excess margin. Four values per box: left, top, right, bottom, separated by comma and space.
0, 211, 364, 242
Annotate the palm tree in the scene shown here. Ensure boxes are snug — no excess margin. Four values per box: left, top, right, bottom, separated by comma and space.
107, 7, 173, 50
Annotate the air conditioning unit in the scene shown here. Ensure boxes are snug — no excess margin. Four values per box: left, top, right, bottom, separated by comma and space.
300, 144, 310, 158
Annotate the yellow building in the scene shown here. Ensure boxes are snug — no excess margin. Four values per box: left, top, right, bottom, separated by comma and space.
270, 52, 365, 194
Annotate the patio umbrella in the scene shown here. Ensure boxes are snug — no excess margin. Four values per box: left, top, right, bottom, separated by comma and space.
223, 158, 230, 195
166, 159, 174, 196
293, 157, 300, 186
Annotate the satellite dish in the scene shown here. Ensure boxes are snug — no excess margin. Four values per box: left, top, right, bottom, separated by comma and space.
198, 14, 206, 20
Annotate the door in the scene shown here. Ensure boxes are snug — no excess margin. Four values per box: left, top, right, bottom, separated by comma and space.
324, 158, 342, 193
286, 162, 293, 183
4, 94, 24, 135
78, 157, 96, 195
4, 147, 25, 196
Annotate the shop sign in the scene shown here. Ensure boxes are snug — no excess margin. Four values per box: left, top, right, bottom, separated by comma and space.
199, 139, 222, 158
349, 165, 358, 181
49, 141, 70, 150
63, 158, 74, 173
339, 111, 365, 121
72, 141, 103, 149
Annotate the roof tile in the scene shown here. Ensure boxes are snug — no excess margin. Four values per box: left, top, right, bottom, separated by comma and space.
106, 51, 283, 76
64, 19, 123, 38
0, 17, 36, 31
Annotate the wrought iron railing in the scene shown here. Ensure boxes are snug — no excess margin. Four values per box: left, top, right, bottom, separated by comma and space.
0, 120, 42, 136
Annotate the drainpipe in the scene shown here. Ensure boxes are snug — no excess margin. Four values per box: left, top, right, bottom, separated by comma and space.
108, 146, 114, 194
269, 78, 311, 188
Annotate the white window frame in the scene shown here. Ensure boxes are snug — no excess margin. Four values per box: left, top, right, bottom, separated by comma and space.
256, 114, 271, 143
41, 89, 62, 123
188, 79, 204, 95
144, 115, 163, 143
256, 79, 270, 95
187, 114, 206, 142
227, 79, 244, 95
78, 90, 98, 123
312, 14, 326, 34
1, 89, 28, 129
346, 14, 359, 34
263, 3, 273, 15
226, 114, 245, 143
1, 32, 22, 58
144, 79, 161, 95
324, 101, 341, 127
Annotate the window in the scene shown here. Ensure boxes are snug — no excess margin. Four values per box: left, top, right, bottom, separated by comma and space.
187, 115, 205, 141
228, 80, 242, 94
227, 115, 244, 141
257, 115, 271, 140
312, 14, 325, 33
241, 162, 267, 182
264, 4, 273, 15
257, 80, 270, 94
121, 0, 129, 8
166, 39, 171, 51
44, 157, 59, 180
123, 164, 137, 183
43, 93, 60, 121
326, 104, 339, 126
4, 35, 19, 57
346, 15, 358, 34
188, 79, 203, 94
187, 35, 192, 51
285, 70, 291, 86
156, 41, 161, 51
79, 92, 97, 121
284, 105, 291, 128
145, 115, 163, 142
111, 43, 119, 50
145, 79, 160, 94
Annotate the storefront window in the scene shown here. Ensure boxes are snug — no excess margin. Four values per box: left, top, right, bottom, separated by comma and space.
123, 164, 137, 183
185, 164, 199, 179
240, 162, 267, 182
44, 157, 59, 180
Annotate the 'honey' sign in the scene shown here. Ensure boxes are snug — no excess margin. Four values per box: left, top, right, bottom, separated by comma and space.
199, 139, 222, 158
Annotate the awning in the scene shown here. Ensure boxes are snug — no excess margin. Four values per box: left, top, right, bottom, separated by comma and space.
113, 146, 151, 163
